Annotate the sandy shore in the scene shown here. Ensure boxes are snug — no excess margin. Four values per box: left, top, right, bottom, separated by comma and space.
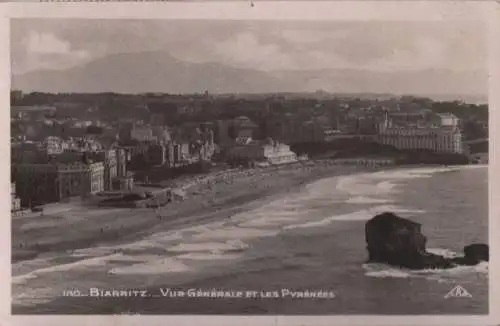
12, 161, 379, 263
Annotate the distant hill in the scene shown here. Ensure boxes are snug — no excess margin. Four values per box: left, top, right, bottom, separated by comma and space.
12, 52, 294, 94
12, 51, 487, 99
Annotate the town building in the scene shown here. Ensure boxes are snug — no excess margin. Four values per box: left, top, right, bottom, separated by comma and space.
147, 143, 167, 166
130, 125, 156, 142
88, 150, 118, 191
43, 136, 66, 155
387, 111, 427, 124
14, 161, 105, 207
11, 90, 23, 103
298, 120, 328, 142
152, 126, 172, 144
432, 112, 460, 128
11, 105, 57, 121
216, 120, 233, 145
233, 116, 259, 139
113, 172, 135, 192
11, 142, 47, 164
11, 183, 21, 212
226, 138, 298, 165
165, 142, 175, 167
377, 112, 463, 154
216, 116, 259, 146
115, 147, 128, 178
265, 114, 298, 143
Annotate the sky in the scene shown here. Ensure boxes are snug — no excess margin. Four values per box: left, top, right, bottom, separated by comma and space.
11, 19, 487, 76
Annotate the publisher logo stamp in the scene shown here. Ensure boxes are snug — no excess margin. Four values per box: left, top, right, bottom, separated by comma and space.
444, 285, 472, 299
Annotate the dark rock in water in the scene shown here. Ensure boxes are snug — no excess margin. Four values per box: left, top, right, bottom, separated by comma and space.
464, 243, 489, 261
450, 243, 489, 266
365, 212, 487, 270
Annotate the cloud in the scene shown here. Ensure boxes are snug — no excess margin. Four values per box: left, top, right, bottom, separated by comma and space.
25, 32, 72, 54
278, 29, 340, 44
211, 32, 295, 70
10, 19, 486, 75
13, 31, 89, 74
366, 37, 447, 72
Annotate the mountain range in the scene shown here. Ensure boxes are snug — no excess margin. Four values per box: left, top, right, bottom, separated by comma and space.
12, 51, 488, 99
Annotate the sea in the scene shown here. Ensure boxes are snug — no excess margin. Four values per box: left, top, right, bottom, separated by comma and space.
12, 165, 489, 315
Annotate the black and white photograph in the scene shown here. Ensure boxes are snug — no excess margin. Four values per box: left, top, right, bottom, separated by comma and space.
7, 1, 493, 318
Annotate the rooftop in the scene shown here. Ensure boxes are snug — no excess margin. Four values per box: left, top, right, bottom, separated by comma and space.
435, 112, 458, 118
11, 106, 57, 113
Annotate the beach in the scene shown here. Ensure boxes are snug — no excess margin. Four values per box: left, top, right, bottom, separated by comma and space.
12, 161, 370, 264
12, 164, 488, 314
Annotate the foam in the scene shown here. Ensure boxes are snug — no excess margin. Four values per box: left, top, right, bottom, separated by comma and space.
71, 246, 118, 257
346, 196, 393, 204
168, 240, 249, 253
238, 215, 301, 228
284, 205, 425, 230
369, 170, 433, 180
181, 223, 223, 235
335, 166, 472, 197
12, 287, 56, 307
193, 227, 279, 241
362, 264, 411, 278
426, 248, 459, 259
12, 257, 54, 275
363, 247, 488, 282
108, 257, 190, 275
413, 261, 489, 276
375, 181, 397, 193
387, 206, 426, 215
12, 273, 38, 285
176, 252, 242, 261
13, 253, 126, 284
120, 240, 162, 250
146, 231, 184, 241
335, 176, 393, 196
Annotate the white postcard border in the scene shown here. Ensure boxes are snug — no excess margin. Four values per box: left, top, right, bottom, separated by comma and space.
0, 2, 498, 326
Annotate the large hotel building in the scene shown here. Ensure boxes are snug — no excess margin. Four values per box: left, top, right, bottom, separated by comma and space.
377, 112, 463, 154
14, 161, 105, 207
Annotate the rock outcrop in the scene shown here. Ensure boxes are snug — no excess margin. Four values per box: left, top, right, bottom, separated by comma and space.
450, 243, 489, 266
365, 212, 488, 270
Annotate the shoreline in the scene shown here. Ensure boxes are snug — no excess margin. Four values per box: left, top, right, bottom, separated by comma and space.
12, 163, 489, 315
12, 161, 372, 263
12, 162, 480, 264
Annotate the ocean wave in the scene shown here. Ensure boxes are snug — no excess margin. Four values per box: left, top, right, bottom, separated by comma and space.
176, 252, 243, 261
192, 226, 280, 241
363, 247, 488, 282
148, 231, 184, 242
362, 264, 411, 278
108, 257, 190, 275
12, 287, 56, 307
346, 196, 393, 204
336, 166, 474, 197
426, 248, 459, 259
168, 239, 249, 254
239, 216, 300, 228
336, 177, 397, 196
284, 205, 425, 230
13, 253, 128, 284
376, 181, 397, 193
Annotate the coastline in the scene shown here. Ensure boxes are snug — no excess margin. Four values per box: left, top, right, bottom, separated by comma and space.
12, 162, 482, 264
11, 163, 488, 315
12, 161, 376, 263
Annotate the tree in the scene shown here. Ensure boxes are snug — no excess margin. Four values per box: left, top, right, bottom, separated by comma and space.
462, 120, 487, 140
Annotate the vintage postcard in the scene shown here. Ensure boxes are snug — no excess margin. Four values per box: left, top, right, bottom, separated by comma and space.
1, 1, 499, 325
